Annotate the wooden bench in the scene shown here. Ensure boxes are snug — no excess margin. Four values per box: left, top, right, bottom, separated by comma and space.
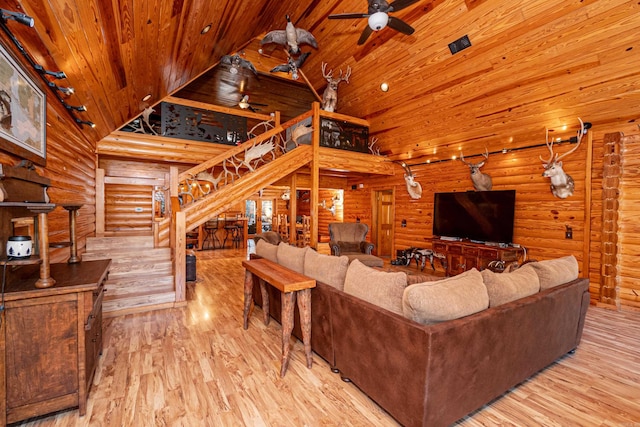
242, 258, 316, 377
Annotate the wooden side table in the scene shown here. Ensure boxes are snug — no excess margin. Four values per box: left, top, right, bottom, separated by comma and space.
242, 258, 316, 377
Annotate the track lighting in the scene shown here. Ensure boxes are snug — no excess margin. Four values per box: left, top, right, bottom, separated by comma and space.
75, 118, 95, 128
0, 9, 34, 27
64, 103, 87, 112
46, 81, 74, 96
33, 64, 66, 79
1, 9, 93, 130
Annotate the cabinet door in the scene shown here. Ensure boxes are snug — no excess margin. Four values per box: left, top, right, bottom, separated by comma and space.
5, 294, 78, 412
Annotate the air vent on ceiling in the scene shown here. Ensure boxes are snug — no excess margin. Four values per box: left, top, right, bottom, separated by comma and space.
448, 35, 471, 55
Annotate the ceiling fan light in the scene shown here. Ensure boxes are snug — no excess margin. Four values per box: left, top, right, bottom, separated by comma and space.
238, 95, 250, 109
368, 12, 389, 31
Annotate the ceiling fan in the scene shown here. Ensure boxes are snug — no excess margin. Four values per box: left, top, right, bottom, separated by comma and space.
238, 95, 267, 112
328, 0, 421, 45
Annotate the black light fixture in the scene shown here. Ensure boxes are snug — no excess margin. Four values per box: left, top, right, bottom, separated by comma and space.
34, 64, 66, 79
75, 118, 95, 128
64, 103, 87, 112
0, 9, 94, 129
0, 9, 34, 27
46, 81, 74, 96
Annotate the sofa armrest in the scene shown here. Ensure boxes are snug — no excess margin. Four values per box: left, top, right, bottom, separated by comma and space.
361, 241, 375, 254
329, 241, 341, 256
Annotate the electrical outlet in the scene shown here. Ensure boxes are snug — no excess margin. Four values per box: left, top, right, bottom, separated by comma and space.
565, 226, 573, 239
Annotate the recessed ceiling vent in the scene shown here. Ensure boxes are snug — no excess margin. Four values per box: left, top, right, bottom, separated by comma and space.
448, 35, 471, 55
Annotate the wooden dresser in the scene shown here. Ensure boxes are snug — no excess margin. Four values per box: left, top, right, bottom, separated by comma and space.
432, 239, 524, 276
0, 259, 111, 426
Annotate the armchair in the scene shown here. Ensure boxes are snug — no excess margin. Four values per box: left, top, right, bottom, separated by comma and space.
328, 222, 375, 256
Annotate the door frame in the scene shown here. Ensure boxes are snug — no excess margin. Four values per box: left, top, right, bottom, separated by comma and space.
371, 188, 395, 258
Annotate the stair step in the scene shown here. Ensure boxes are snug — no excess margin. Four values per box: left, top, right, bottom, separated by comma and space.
86, 235, 154, 252
106, 260, 173, 278
102, 291, 176, 316
82, 247, 171, 262
105, 274, 174, 299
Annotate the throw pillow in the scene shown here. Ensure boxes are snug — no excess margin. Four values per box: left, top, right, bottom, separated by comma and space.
338, 241, 362, 253
527, 255, 579, 290
276, 242, 308, 274
402, 268, 489, 325
255, 239, 278, 263
343, 259, 408, 315
304, 249, 349, 290
481, 264, 540, 307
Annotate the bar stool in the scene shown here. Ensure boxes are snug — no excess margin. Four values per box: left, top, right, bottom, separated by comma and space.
224, 213, 242, 248
297, 215, 310, 247
203, 219, 221, 249
279, 214, 289, 243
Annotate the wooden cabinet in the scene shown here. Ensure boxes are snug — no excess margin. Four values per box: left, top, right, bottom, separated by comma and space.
432, 239, 524, 276
0, 259, 111, 426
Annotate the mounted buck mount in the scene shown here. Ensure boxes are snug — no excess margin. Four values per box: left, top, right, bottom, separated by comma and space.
321, 62, 351, 112
400, 162, 422, 199
540, 118, 590, 199
460, 148, 492, 191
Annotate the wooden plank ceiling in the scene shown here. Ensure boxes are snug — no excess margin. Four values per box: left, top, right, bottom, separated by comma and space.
4, 0, 640, 163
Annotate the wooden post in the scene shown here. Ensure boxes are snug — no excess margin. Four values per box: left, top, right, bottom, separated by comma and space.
310, 102, 320, 248
289, 174, 297, 243
95, 168, 105, 237
175, 211, 186, 304
35, 210, 55, 288
583, 130, 593, 282
62, 204, 82, 264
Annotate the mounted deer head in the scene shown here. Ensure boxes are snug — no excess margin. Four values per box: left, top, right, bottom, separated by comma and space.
460, 148, 492, 191
401, 162, 422, 200
540, 118, 587, 199
321, 62, 351, 112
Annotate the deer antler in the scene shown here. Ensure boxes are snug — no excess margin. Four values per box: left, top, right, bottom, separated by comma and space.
321, 62, 332, 80
539, 118, 585, 163
539, 127, 557, 163
340, 66, 352, 83
460, 148, 488, 166
556, 117, 585, 162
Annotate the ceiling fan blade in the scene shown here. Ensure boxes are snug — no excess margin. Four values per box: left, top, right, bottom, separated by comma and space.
389, 0, 421, 13
328, 13, 369, 19
387, 16, 415, 35
357, 25, 374, 45
252, 102, 269, 107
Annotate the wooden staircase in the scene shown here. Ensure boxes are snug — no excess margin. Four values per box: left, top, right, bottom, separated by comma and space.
83, 235, 176, 317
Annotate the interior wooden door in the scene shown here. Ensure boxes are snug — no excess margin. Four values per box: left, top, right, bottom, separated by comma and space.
374, 189, 394, 257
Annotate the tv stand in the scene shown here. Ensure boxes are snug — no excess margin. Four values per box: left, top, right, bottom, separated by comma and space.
431, 239, 524, 276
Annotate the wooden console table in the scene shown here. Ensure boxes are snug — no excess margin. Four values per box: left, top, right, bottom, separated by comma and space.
431, 239, 525, 276
0, 259, 111, 426
242, 258, 316, 377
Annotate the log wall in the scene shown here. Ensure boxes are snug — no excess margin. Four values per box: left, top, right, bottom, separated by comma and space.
0, 104, 96, 264
344, 130, 632, 307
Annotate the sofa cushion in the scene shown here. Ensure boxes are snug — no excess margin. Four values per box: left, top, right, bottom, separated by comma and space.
255, 239, 278, 263
402, 268, 489, 325
338, 241, 362, 253
304, 249, 349, 290
527, 255, 579, 290
276, 242, 308, 274
481, 264, 540, 307
343, 259, 408, 315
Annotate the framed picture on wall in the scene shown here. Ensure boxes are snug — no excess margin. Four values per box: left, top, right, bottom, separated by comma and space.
0, 41, 46, 166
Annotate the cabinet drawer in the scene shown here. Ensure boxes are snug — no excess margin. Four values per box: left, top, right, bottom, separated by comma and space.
480, 248, 498, 259
462, 246, 479, 256
447, 245, 462, 254
432, 242, 447, 252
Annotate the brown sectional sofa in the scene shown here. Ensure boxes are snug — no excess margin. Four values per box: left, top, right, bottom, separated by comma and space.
250, 241, 590, 427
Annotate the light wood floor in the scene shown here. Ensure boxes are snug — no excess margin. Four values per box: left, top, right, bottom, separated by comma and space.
15, 244, 640, 426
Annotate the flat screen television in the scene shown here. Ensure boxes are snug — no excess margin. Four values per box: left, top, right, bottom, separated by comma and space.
432, 190, 516, 244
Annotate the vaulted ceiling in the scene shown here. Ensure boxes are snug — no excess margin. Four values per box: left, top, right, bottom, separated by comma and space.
3, 0, 639, 164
